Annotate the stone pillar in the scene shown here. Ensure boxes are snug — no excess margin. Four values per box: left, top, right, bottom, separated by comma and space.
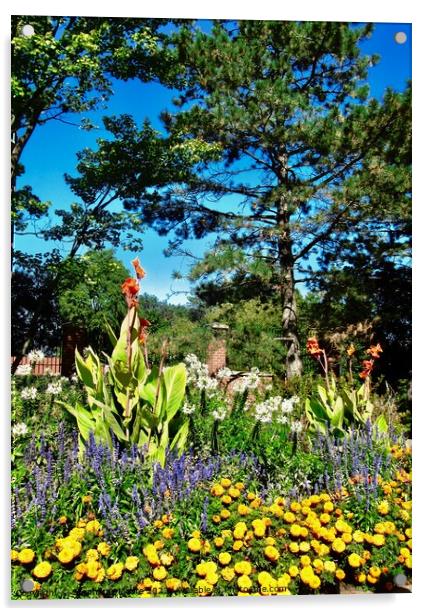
61, 324, 87, 377
207, 323, 229, 376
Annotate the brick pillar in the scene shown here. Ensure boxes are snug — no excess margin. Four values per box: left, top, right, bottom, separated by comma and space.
61, 324, 87, 377
207, 323, 229, 376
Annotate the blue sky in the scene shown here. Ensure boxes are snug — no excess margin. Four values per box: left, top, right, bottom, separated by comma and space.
15, 20, 411, 304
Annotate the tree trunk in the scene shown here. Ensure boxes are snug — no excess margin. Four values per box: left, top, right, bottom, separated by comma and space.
277, 190, 303, 380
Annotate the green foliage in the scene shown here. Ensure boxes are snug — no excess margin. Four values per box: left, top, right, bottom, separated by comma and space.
59, 308, 188, 466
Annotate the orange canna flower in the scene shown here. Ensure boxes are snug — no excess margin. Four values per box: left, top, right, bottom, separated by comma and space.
306, 337, 323, 357
121, 277, 140, 297
359, 359, 374, 379
132, 257, 146, 280
367, 343, 383, 359
138, 317, 151, 344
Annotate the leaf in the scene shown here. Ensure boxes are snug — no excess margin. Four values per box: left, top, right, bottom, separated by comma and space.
331, 396, 344, 428
162, 363, 187, 421
75, 349, 95, 390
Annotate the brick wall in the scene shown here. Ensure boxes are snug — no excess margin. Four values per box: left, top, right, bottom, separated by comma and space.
206, 323, 229, 376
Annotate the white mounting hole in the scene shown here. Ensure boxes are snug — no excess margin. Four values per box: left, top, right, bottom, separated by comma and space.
21, 24, 35, 37
394, 31, 407, 44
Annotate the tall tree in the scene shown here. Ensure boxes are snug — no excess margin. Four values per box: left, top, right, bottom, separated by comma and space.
115, 20, 410, 378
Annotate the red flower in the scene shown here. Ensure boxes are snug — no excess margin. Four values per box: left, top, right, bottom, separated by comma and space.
138, 317, 151, 344
367, 343, 383, 359
121, 277, 140, 297
131, 257, 146, 280
306, 337, 323, 357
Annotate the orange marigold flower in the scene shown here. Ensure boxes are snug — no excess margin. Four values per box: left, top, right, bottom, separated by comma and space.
121, 277, 140, 297
367, 343, 383, 359
132, 257, 146, 280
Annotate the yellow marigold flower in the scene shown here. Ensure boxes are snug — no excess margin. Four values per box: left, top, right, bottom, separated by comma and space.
166, 577, 182, 592
211, 484, 225, 497
348, 553, 361, 568
221, 529, 232, 538
289, 542, 299, 554
58, 515, 67, 525
233, 522, 247, 540
220, 478, 232, 488
290, 523, 302, 537
377, 500, 390, 515
367, 574, 377, 584
324, 501, 334, 513
97, 542, 110, 556
82, 495, 92, 504
86, 549, 99, 562
32, 581, 41, 591
319, 545, 331, 558
300, 555, 311, 566
106, 563, 124, 581
95, 567, 105, 583
247, 492, 257, 501
214, 536, 224, 548
74, 562, 87, 580
233, 540, 243, 551
58, 547, 75, 564
221, 566, 235, 581
335, 569, 346, 580
405, 527, 412, 538
278, 573, 291, 587
372, 534, 385, 547
313, 558, 324, 572
160, 553, 174, 566
85, 520, 100, 534
264, 545, 280, 562
235, 560, 252, 575
219, 552, 232, 566
86, 560, 100, 580
125, 556, 139, 571
212, 514, 221, 524
299, 541, 310, 553
320, 513, 331, 524
331, 538, 346, 553
153, 566, 167, 581
206, 572, 219, 585
290, 501, 301, 512
250, 498, 262, 508
221, 495, 232, 505
283, 511, 296, 523
237, 574, 253, 591
253, 523, 266, 538
309, 575, 321, 590
342, 533, 352, 544
196, 579, 213, 595
369, 566, 381, 578
220, 509, 231, 520
289, 565, 299, 577
235, 481, 245, 490
324, 560, 336, 573
357, 572, 366, 584
188, 538, 201, 553
33, 561, 52, 579
238, 504, 249, 516
265, 537, 276, 546
11, 549, 19, 562
151, 581, 162, 593
300, 565, 314, 584
229, 487, 241, 499
352, 530, 364, 543
162, 527, 174, 540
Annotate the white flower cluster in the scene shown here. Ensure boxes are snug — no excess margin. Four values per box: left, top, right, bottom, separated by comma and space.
27, 349, 45, 364
15, 364, 32, 376
182, 401, 196, 415
212, 408, 227, 421
46, 382, 62, 395
290, 420, 304, 434
253, 395, 300, 424
184, 354, 218, 397
216, 367, 233, 381
12, 422, 28, 437
20, 386, 38, 400
233, 367, 261, 393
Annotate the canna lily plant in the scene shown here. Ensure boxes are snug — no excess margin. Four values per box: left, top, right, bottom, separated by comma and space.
58, 258, 189, 466
304, 336, 385, 437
